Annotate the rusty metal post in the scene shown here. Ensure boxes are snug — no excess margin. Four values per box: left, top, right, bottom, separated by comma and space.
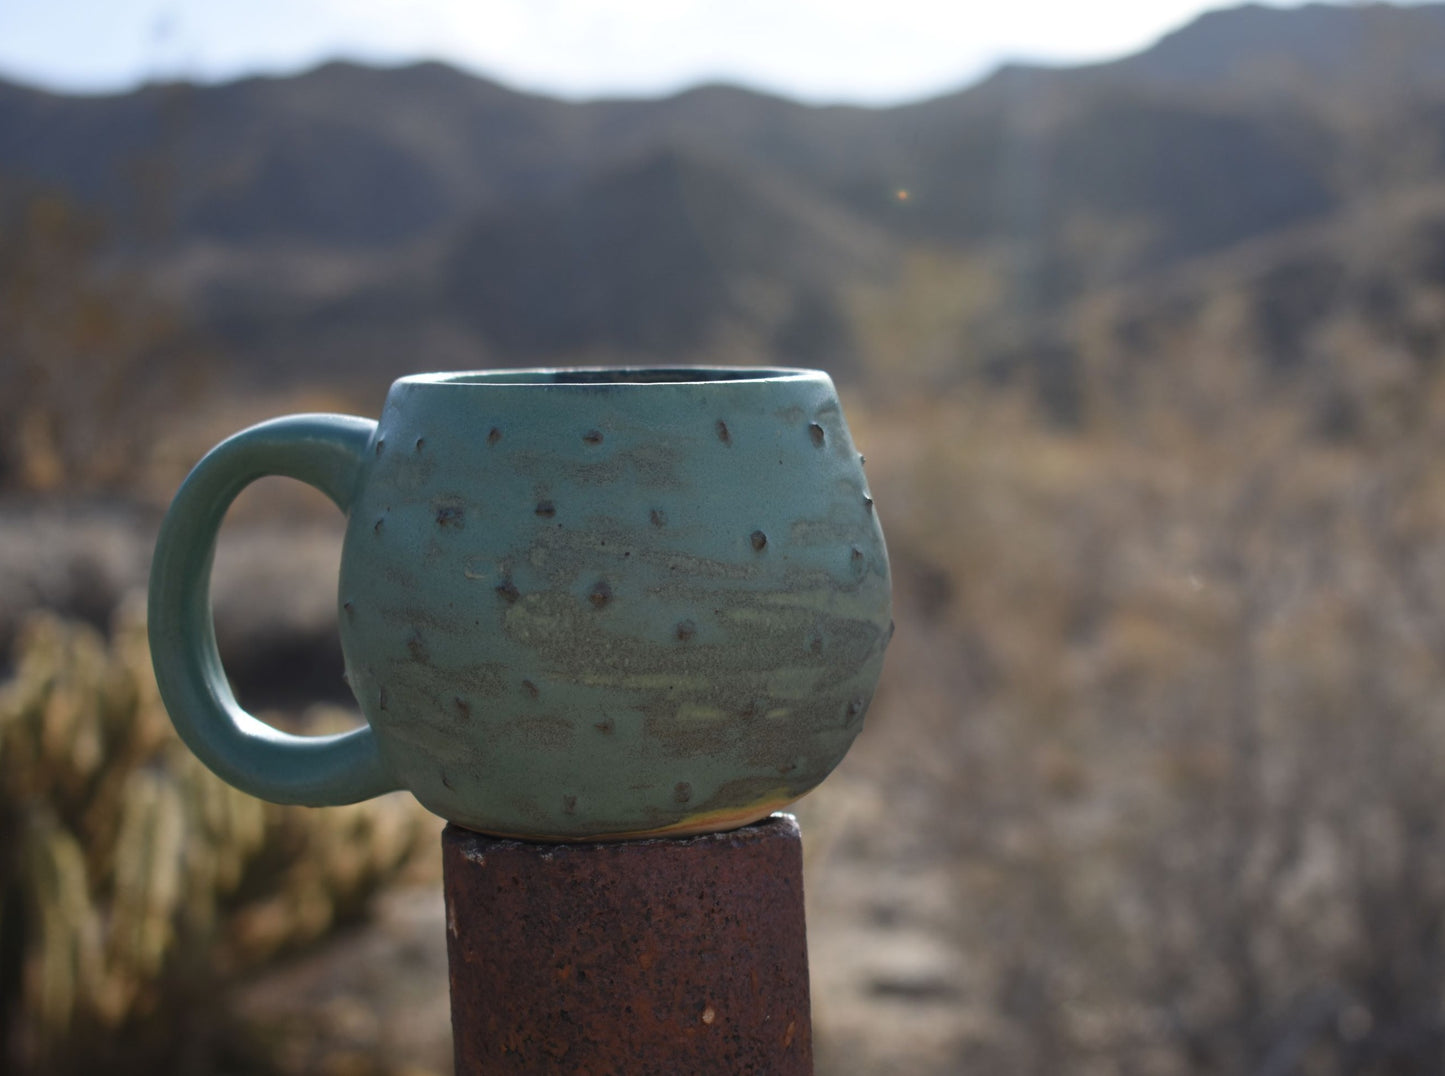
442, 813, 813, 1074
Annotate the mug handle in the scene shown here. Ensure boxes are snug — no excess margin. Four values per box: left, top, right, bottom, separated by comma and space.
148, 414, 398, 806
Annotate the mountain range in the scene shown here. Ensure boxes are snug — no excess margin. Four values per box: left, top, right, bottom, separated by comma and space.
5, 2, 1445, 394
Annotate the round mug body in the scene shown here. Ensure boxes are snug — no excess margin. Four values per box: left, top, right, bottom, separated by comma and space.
338, 368, 891, 838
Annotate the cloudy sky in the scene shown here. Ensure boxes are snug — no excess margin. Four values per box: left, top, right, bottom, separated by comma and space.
0, 1, 1415, 105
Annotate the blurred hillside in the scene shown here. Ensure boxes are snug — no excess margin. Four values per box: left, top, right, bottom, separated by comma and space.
5, 3, 1445, 396
9, 3, 1445, 1075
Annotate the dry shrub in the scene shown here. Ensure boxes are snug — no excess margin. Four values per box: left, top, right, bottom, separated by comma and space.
0, 190, 210, 493
842, 339, 1445, 1073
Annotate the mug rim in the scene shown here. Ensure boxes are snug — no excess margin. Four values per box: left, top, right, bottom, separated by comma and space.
394, 366, 824, 388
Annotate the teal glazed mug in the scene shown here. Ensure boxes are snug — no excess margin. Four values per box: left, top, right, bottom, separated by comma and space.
148, 367, 892, 840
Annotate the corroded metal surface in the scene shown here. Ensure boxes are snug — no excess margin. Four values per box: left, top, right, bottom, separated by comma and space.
443, 813, 813, 1074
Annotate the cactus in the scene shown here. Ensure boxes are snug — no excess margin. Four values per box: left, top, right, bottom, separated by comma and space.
0, 603, 434, 1074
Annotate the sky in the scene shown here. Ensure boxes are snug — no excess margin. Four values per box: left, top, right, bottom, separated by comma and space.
0, 0, 1416, 106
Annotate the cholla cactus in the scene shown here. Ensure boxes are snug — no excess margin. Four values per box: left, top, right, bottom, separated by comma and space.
0, 603, 432, 1074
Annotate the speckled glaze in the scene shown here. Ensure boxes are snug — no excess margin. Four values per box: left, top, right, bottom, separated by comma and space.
149, 367, 891, 840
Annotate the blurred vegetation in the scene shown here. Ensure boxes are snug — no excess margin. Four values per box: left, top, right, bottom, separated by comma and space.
0, 187, 209, 494
0, 606, 432, 1075
826, 253, 1445, 1070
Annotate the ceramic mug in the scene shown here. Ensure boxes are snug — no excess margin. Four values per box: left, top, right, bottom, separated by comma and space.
148, 367, 892, 839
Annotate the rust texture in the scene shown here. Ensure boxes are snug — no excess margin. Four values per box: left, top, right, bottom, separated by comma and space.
443, 813, 813, 1075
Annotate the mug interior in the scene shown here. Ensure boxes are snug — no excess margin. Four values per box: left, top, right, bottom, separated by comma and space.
400, 367, 816, 387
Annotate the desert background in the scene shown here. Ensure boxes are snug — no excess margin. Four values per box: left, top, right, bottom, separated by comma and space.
9, 3, 1445, 1073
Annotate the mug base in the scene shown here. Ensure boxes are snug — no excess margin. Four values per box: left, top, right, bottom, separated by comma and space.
450, 795, 802, 843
